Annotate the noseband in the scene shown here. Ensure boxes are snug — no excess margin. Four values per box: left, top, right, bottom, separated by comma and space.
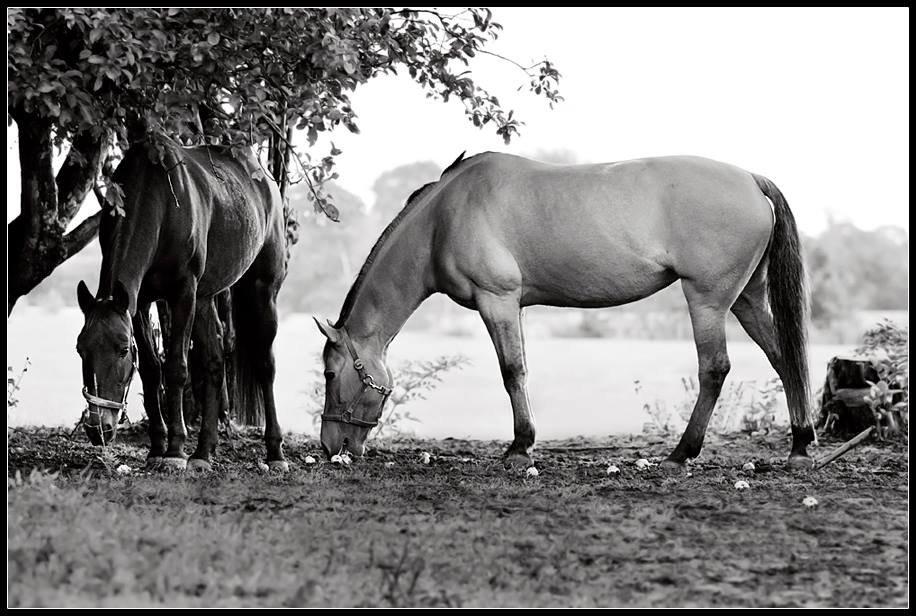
320, 328, 392, 428
78, 320, 139, 441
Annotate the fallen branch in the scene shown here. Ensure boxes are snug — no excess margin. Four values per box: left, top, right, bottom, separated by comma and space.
813, 426, 874, 470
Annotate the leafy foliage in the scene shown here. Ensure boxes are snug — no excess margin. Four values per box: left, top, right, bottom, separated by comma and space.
8, 8, 561, 220
638, 377, 787, 437
7, 359, 31, 411
856, 320, 908, 437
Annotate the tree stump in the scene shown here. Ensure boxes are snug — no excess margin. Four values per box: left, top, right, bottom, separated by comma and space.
816, 355, 905, 438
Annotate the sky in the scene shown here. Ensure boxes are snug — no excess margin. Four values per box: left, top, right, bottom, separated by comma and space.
7, 7, 910, 236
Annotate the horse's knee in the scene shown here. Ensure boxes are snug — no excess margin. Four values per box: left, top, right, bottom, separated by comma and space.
500, 362, 527, 389
699, 353, 730, 388
165, 360, 189, 387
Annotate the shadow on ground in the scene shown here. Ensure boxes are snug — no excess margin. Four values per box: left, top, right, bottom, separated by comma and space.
7, 424, 909, 607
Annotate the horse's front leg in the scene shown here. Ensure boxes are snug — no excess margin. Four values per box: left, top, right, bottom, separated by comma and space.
160, 281, 197, 469
477, 291, 536, 468
133, 304, 167, 461
188, 299, 224, 472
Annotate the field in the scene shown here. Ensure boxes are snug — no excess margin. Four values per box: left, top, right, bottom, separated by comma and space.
7, 425, 908, 608
7, 307, 852, 438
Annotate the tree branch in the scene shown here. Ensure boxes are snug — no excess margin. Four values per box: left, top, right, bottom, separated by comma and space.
477, 49, 544, 75
56, 132, 107, 222
63, 210, 103, 259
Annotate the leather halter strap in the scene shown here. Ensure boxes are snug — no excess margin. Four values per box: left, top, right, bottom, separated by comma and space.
80, 324, 138, 435
320, 327, 392, 428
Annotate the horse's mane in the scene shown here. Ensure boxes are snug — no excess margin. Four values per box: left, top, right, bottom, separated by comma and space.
334, 151, 470, 327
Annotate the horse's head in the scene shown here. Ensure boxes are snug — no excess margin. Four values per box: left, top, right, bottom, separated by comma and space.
76, 280, 137, 446
314, 318, 393, 458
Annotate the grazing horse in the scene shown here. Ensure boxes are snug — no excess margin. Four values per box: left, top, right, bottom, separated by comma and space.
315, 152, 815, 470
76, 140, 288, 472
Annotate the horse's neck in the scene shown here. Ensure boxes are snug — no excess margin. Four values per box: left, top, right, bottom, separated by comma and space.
343, 209, 435, 350
99, 206, 162, 315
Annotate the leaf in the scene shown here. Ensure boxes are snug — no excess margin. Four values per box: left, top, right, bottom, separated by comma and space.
42, 98, 61, 117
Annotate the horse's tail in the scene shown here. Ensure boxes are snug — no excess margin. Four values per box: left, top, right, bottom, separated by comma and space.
752, 173, 812, 437
229, 283, 265, 427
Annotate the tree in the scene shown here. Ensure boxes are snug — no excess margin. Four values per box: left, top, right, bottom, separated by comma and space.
370, 161, 442, 222
7, 8, 562, 312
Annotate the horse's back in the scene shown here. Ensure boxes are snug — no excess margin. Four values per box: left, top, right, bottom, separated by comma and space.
182, 147, 285, 296
431, 153, 775, 307
116, 143, 284, 300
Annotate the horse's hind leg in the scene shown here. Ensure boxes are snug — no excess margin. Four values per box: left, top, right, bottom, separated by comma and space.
216, 288, 235, 427
476, 291, 536, 469
730, 277, 814, 468
663, 282, 732, 468
250, 277, 288, 472
188, 299, 225, 472
134, 303, 167, 460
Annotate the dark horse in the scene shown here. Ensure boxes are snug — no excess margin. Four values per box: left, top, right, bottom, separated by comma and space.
315, 153, 815, 470
76, 141, 288, 472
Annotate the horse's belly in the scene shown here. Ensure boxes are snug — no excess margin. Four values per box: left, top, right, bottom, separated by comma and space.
519, 252, 678, 308
197, 221, 266, 297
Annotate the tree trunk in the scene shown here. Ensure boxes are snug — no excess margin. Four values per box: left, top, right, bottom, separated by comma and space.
8, 116, 106, 314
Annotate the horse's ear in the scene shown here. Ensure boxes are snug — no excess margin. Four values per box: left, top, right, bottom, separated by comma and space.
112, 281, 129, 314
77, 280, 94, 314
313, 317, 340, 343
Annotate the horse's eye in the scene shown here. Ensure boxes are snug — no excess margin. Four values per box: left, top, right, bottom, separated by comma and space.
324, 371, 336, 381
119, 348, 130, 358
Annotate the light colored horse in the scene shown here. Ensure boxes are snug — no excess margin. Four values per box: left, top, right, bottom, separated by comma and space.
315, 152, 814, 470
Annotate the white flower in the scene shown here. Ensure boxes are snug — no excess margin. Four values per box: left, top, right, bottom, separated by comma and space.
330, 454, 343, 464
419, 452, 431, 464
257, 462, 270, 473
340, 453, 352, 466
734, 480, 750, 490
635, 459, 655, 470
606, 465, 620, 475
526, 467, 539, 477
686, 472, 693, 478
115, 464, 131, 475
304, 456, 317, 465
802, 496, 819, 508
742, 462, 756, 472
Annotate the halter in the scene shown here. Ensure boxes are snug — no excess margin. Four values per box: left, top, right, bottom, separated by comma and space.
320, 328, 393, 428
77, 315, 139, 443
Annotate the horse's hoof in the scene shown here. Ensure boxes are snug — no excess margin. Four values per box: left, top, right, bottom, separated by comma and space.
268, 460, 290, 473
503, 452, 533, 470
787, 454, 814, 471
146, 456, 164, 470
158, 457, 188, 472
187, 458, 212, 473
659, 459, 686, 474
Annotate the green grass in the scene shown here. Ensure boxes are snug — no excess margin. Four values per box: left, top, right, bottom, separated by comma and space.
7, 425, 909, 607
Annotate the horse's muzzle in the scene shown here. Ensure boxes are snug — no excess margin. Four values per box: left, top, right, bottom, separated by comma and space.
84, 416, 117, 446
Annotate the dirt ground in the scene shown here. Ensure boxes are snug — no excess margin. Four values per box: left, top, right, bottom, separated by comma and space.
7, 424, 909, 607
